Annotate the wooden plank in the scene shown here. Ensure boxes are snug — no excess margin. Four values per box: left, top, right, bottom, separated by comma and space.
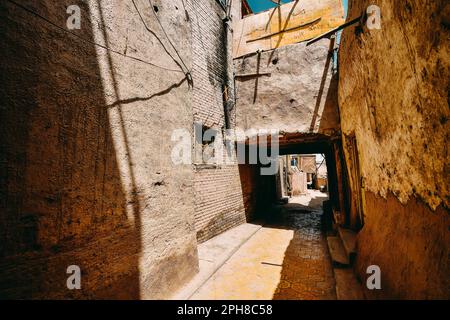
232, 0, 345, 58
235, 72, 271, 77
247, 17, 322, 42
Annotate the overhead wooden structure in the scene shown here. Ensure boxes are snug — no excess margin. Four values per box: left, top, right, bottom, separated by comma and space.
232, 0, 345, 58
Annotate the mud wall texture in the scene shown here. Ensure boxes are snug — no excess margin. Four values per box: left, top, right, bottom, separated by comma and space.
0, 0, 198, 299
231, 0, 345, 58
190, 0, 248, 243
339, 0, 449, 298
233, 38, 340, 135
356, 192, 449, 299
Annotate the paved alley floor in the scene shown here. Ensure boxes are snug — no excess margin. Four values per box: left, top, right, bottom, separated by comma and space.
189, 190, 336, 300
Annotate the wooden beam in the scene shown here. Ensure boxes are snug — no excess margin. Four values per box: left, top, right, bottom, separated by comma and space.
306, 15, 362, 45
247, 17, 322, 43
235, 72, 271, 78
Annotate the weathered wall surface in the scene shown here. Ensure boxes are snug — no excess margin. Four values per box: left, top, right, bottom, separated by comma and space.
194, 166, 247, 242
232, 0, 345, 58
191, 0, 231, 129
229, 0, 242, 22
292, 172, 307, 196
233, 39, 340, 136
357, 192, 449, 299
339, 0, 450, 298
190, 0, 248, 243
238, 164, 260, 221
0, 0, 198, 299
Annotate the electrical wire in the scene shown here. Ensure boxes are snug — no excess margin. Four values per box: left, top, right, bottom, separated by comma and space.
5, 0, 184, 73
148, 0, 190, 74
131, 0, 186, 74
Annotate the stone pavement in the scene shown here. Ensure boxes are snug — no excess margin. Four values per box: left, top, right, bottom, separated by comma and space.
171, 223, 262, 300
188, 190, 336, 300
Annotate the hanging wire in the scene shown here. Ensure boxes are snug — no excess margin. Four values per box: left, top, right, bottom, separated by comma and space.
131, 0, 186, 74
5, 0, 185, 73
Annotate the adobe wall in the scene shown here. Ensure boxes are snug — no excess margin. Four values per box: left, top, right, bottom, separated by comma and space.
339, 0, 450, 298
0, 0, 198, 299
233, 39, 341, 136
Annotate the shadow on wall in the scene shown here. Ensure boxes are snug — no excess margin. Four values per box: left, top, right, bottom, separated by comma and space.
238, 162, 278, 223
0, 1, 141, 299
268, 194, 336, 300
310, 37, 340, 135
237, 164, 259, 221
317, 73, 340, 135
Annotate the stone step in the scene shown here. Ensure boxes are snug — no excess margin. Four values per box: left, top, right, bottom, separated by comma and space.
334, 268, 365, 300
338, 226, 357, 262
327, 236, 350, 266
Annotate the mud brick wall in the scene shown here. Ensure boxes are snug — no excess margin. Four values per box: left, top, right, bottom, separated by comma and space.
233, 38, 341, 136
0, 0, 198, 299
189, 0, 247, 243
339, 0, 450, 299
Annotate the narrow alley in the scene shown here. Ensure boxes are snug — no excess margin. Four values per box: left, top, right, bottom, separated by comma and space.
188, 190, 337, 300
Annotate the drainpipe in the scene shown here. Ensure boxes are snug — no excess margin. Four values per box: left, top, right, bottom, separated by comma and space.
222, 15, 231, 130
